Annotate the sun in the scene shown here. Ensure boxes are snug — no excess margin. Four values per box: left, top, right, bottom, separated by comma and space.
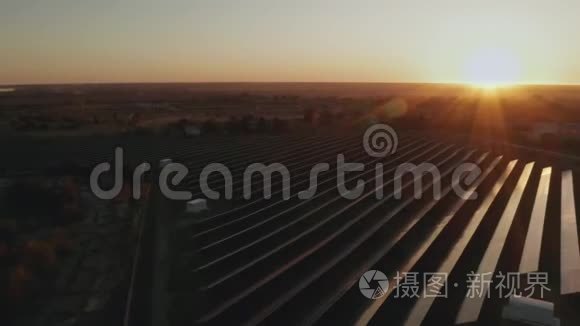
475, 82, 502, 90
463, 47, 521, 89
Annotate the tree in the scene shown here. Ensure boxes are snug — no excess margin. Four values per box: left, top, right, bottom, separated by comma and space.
319, 110, 335, 125
303, 108, 316, 124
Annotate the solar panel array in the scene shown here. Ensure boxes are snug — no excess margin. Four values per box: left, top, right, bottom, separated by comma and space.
151, 132, 580, 325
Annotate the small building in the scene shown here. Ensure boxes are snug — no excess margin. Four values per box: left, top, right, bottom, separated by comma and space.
184, 125, 201, 137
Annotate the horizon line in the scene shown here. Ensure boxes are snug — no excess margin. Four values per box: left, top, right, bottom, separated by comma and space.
2, 80, 580, 88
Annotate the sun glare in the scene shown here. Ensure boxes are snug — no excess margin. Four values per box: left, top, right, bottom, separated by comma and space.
471, 81, 512, 90
474, 82, 500, 90
463, 47, 521, 89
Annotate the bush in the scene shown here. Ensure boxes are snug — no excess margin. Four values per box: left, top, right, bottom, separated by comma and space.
271, 118, 289, 133
225, 117, 242, 134
2, 182, 62, 222
1, 180, 83, 227
256, 117, 268, 133
201, 119, 219, 134
132, 127, 156, 136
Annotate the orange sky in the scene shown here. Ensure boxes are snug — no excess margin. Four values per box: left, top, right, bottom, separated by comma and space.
1, 0, 579, 85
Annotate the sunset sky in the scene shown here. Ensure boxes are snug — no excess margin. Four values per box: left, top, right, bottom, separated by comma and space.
1, 0, 579, 85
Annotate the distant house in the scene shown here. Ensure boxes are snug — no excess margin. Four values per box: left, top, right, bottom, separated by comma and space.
164, 120, 201, 137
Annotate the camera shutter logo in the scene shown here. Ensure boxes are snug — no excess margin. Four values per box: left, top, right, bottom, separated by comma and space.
359, 270, 389, 299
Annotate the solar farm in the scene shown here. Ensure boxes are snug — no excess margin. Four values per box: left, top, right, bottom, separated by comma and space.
91, 130, 580, 325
